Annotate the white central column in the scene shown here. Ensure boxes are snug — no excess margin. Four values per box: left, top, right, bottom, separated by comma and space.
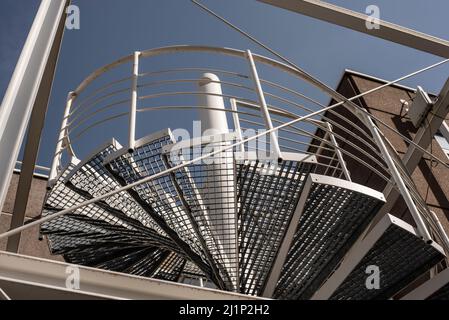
197, 73, 237, 290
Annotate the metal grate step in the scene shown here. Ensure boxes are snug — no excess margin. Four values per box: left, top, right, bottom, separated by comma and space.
312, 214, 445, 300
41, 139, 191, 281
271, 174, 386, 300
235, 152, 317, 296
103, 130, 224, 288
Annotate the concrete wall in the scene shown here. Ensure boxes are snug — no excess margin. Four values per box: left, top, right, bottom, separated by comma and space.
0, 172, 63, 261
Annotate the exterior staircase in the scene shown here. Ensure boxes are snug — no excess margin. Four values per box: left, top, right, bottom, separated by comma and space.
40, 129, 446, 299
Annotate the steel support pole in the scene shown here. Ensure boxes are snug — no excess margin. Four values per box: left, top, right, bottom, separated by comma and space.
257, 0, 449, 59
230, 98, 245, 153
360, 113, 432, 242
326, 122, 351, 181
0, 288, 11, 301
430, 211, 449, 254
128, 51, 140, 152
6, 1, 69, 253
246, 50, 282, 161
0, 0, 69, 212
49, 93, 75, 185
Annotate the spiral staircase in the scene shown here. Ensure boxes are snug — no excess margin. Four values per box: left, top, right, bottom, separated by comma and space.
36, 46, 449, 300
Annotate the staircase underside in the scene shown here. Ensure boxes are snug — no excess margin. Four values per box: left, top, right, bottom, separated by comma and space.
40, 130, 446, 299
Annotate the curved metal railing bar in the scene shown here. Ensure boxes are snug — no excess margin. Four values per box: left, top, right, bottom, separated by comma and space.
0, 92, 417, 241
60, 45, 449, 171
69, 87, 131, 123
138, 87, 386, 168
69, 76, 133, 116
138, 78, 255, 92
239, 118, 392, 183
67, 99, 131, 133
260, 78, 379, 146
238, 109, 390, 176
43, 45, 449, 251
236, 100, 386, 165
139, 67, 250, 80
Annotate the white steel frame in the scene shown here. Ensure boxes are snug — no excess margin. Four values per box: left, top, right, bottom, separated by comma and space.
0, 0, 69, 215
401, 265, 449, 300
0, 251, 262, 300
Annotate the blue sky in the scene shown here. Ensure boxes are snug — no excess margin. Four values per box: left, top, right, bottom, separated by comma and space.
1, 0, 449, 167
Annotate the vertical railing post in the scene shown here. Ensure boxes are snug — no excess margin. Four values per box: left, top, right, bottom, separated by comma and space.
326, 122, 351, 181
430, 210, 449, 254
129, 51, 141, 152
246, 50, 282, 161
230, 98, 245, 153
49, 91, 75, 186
360, 112, 432, 242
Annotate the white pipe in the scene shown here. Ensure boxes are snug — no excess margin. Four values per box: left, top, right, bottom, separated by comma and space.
327, 122, 351, 181
0, 0, 68, 211
246, 50, 282, 161
49, 92, 74, 184
129, 51, 140, 152
197, 73, 237, 289
360, 113, 432, 242
430, 210, 449, 254
230, 98, 244, 152
198, 73, 229, 135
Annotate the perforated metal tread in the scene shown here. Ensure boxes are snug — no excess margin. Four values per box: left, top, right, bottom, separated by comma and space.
42, 130, 445, 299
273, 174, 386, 300
330, 224, 445, 300
103, 130, 225, 288
41, 142, 189, 281
312, 214, 446, 300
235, 153, 316, 296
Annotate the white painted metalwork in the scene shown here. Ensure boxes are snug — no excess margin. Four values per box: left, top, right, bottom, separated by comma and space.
230, 98, 245, 152
257, 0, 449, 59
246, 50, 282, 161
2, 0, 449, 300
0, 288, 11, 301
49, 92, 77, 184
0, 251, 261, 300
326, 122, 351, 181
401, 266, 449, 300
360, 113, 432, 242
129, 51, 140, 152
0, 0, 69, 213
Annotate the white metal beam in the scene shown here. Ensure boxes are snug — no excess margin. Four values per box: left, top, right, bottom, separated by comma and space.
257, 0, 449, 58
0, 251, 262, 300
7, 0, 69, 253
0, 288, 11, 301
0, 0, 68, 212
401, 267, 449, 300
